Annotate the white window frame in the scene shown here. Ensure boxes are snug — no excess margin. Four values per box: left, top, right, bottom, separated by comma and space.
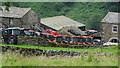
109, 37, 120, 43
112, 25, 118, 33
9, 18, 13, 25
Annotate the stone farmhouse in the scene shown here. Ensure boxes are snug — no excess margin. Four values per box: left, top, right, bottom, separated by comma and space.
101, 12, 120, 43
0, 6, 40, 29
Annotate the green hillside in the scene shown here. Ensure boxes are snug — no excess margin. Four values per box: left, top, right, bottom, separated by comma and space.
2, 2, 120, 30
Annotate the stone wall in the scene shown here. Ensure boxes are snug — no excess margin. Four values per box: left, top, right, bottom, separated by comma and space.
17, 36, 69, 48
1, 46, 82, 57
16, 36, 114, 49
1, 46, 113, 57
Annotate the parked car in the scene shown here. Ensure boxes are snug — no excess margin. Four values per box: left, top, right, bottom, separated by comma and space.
93, 39, 102, 45
103, 42, 118, 45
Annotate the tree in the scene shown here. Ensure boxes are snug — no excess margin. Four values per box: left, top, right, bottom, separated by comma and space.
63, 2, 75, 6
2, 2, 11, 11
12, 2, 20, 7
86, 14, 101, 30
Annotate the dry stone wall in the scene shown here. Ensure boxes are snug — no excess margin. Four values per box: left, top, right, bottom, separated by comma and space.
1, 46, 113, 57
16, 36, 114, 49
1, 46, 83, 57
17, 36, 70, 48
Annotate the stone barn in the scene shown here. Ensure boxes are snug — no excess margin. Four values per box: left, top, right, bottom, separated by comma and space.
41, 16, 86, 36
0, 6, 40, 29
101, 12, 120, 43
0, 22, 7, 29
58, 26, 87, 36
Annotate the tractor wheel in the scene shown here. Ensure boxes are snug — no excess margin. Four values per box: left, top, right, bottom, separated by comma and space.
8, 36, 17, 45
3, 39, 8, 44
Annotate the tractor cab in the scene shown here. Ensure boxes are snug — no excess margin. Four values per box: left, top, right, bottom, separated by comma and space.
19, 28, 32, 36
45, 30, 58, 35
2, 27, 20, 38
70, 36, 93, 45
81, 36, 93, 45
2, 27, 21, 44
40, 33, 54, 42
64, 36, 71, 44
55, 35, 68, 43
20, 28, 40, 36
70, 36, 83, 45
70, 36, 80, 45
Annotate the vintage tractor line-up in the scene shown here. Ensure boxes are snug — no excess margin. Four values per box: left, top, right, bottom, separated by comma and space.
1, 27, 97, 46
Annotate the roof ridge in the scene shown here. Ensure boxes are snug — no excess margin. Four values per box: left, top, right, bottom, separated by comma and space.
101, 12, 119, 23
0, 6, 31, 18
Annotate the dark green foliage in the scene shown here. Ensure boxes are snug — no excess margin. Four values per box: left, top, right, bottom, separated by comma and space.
63, 2, 75, 6
12, 2, 20, 7
86, 14, 102, 30
2, 2, 12, 11
1, 2, 119, 30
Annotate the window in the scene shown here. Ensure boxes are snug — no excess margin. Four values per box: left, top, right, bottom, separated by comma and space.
12, 29, 20, 35
112, 25, 118, 33
110, 39, 119, 43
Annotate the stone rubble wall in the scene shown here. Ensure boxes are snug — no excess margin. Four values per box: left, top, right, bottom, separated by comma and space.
1, 46, 113, 57
17, 36, 70, 48
1, 46, 83, 57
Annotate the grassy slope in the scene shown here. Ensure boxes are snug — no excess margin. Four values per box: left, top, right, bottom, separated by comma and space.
0, 44, 118, 53
1, 51, 118, 66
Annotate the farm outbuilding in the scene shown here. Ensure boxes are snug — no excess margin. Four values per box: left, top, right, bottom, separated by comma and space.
41, 16, 86, 31
0, 6, 40, 29
101, 12, 120, 43
58, 26, 87, 36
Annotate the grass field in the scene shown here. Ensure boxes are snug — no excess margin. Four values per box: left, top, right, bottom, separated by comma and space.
0, 44, 119, 66
0, 44, 118, 53
1, 51, 118, 66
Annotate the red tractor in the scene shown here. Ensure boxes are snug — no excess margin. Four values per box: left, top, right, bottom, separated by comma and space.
2, 27, 20, 44
2, 27, 36, 44
85, 30, 98, 35
38, 33, 55, 42
80, 36, 93, 45
54, 35, 69, 43
70, 36, 93, 45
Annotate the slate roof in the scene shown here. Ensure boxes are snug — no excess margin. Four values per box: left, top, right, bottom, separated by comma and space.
58, 26, 87, 36
101, 12, 120, 24
41, 16, 85, 31
0, 6, 31, 18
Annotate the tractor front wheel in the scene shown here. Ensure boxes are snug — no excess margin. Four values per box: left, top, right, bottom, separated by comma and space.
8, 36, 17, 45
